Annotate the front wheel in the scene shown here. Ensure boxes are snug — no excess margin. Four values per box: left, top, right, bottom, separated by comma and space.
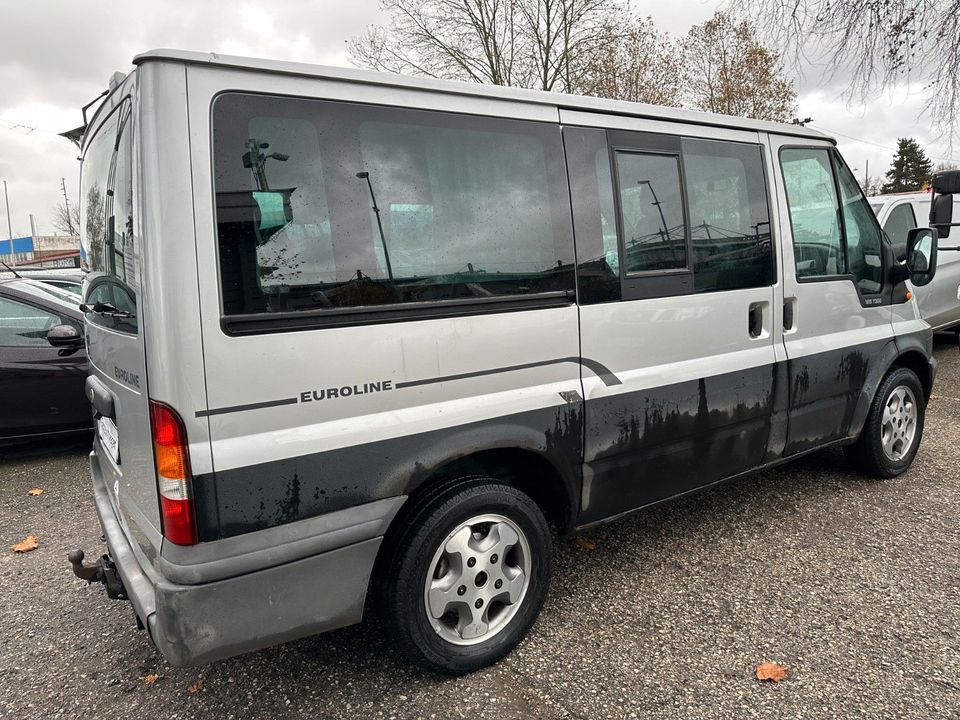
844, 366, 926, 478
376, 478, 552, 675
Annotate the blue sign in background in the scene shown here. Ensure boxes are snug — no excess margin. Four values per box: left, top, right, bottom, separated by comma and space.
0, 236, 34, 255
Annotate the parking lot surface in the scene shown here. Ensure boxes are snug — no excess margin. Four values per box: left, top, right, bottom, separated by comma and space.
1, 337, 958, 720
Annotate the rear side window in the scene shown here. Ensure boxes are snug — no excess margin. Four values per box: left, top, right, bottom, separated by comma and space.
780, 148, 846, 278
881, 202, 917, 245
80, 101, 138, 333
212, 93, 575, 322
682, 138, 773, 293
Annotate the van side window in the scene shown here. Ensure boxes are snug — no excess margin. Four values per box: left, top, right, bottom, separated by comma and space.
80, 101, 138, 333
212, 93, 575, 322
834, 153, 884, 294
881, 202, 917, 246
614, 152, 687, 274
682, 139, 773, 292
563, 127, 621, 304
780, 148, 846, 278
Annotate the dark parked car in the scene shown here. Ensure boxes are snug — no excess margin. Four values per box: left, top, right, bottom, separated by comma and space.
0, 277, 91, 443
0, 268, 84, 297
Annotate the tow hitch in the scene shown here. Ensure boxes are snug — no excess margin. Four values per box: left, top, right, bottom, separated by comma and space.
68, 549, 127, 600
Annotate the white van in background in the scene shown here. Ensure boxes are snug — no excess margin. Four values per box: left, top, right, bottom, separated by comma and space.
870, 191, 960, 333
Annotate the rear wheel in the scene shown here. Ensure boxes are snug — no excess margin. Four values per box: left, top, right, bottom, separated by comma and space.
376, 477, 551, 675
844, 367, 925, 478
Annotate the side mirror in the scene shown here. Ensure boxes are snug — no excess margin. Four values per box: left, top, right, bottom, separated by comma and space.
905, 227, 938, 287
931, 170, 960, 239
47, 323, 84, 348
931, 194, 954, 239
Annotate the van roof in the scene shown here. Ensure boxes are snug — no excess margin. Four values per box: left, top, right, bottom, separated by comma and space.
133, 48, 833, 142
867, 191, 935, 203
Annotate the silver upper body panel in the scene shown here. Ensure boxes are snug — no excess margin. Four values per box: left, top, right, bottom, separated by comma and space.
129, 48, 832, 142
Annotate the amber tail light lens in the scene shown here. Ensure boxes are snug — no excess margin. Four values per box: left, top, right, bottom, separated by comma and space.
149, 400, 198, 546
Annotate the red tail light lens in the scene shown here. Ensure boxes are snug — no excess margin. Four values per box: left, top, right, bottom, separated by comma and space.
149, 400, 198, 546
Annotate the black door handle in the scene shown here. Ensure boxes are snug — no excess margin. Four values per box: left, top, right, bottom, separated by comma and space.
748, 304, 763, 338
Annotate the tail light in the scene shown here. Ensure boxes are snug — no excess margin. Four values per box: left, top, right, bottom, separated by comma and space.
149, 400, 198, 546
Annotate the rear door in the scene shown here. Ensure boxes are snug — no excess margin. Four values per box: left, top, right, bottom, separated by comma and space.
564, 115, 782, 524
81, 91, 161, 553
770, 138, 893, 454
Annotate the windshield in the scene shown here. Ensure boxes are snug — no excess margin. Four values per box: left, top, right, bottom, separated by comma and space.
869, 202, 884, 215
8, 279, 81, 312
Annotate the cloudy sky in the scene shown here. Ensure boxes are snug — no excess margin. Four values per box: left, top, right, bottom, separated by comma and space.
1, 0, 956, 237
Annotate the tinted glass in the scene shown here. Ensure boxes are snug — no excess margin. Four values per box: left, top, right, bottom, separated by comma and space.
615, 152, 686, 273
564, 127, 620, 303
212, 94, 575, 317
780, 148, 845, 278
0, 296, 61, 347
881, 202, 917, 245
682, 139, 773, 292
80, 102, 137, 333
835, 155, 884, 294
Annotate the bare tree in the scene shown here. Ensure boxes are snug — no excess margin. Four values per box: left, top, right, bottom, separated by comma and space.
349, 0, 612, 92
52, 200, 81, 236
731, 0, 960, 142
573, 15, 683, 106
685, 12, 797, 122
864, 175, 885, 196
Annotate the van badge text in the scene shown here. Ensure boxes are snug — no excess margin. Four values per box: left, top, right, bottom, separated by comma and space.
114, 366, 141, 389
300, 380, 394, 403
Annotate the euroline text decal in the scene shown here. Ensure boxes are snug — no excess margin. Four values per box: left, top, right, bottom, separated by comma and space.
195, 357, 621, 418
300, 380, 394, 402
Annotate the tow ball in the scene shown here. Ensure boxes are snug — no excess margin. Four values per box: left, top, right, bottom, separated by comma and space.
68, 549, 127, 600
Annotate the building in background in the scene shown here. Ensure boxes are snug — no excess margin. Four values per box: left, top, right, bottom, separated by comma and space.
0, 235, 81, 267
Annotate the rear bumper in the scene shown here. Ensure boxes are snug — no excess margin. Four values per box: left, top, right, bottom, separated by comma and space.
89, 451, 403, 666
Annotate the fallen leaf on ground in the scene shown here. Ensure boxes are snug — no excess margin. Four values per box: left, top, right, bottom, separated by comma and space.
27, 488, 44, 496
755, 662, 789, 682
11, 535, 39, 553
187, 679, 204, 694
140, 673, 160, 685
574, 536, 597, 551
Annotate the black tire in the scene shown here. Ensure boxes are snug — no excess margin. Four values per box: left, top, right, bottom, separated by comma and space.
844, 366, 926, 478
375, 476, 552, 675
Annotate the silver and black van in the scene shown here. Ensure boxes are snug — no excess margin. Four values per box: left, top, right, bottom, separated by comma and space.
71, 50, 956, 674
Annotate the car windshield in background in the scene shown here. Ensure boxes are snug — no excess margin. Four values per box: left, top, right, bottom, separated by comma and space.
8, 279, 81, 312
870, 202, 884, 214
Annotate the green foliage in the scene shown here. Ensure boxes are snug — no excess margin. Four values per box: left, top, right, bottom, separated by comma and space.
881, 138, 933, 193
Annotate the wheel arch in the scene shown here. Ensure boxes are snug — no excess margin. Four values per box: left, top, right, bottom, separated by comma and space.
847, 332, 935, 441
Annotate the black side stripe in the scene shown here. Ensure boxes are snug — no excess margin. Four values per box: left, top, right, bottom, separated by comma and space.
196, 397, 299, 418
395, 357, 621, 389
195, 357, 622, 418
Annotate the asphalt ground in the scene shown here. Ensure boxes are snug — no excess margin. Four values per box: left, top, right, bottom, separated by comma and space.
1, 336, 958, 720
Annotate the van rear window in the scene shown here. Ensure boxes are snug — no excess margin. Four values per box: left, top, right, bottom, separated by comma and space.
211, 93, 575, 322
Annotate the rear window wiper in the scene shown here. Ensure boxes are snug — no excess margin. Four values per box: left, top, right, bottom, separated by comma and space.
80, 301, 135, 318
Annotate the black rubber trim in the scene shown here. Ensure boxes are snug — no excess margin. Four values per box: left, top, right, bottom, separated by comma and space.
221, 292, 574, 336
